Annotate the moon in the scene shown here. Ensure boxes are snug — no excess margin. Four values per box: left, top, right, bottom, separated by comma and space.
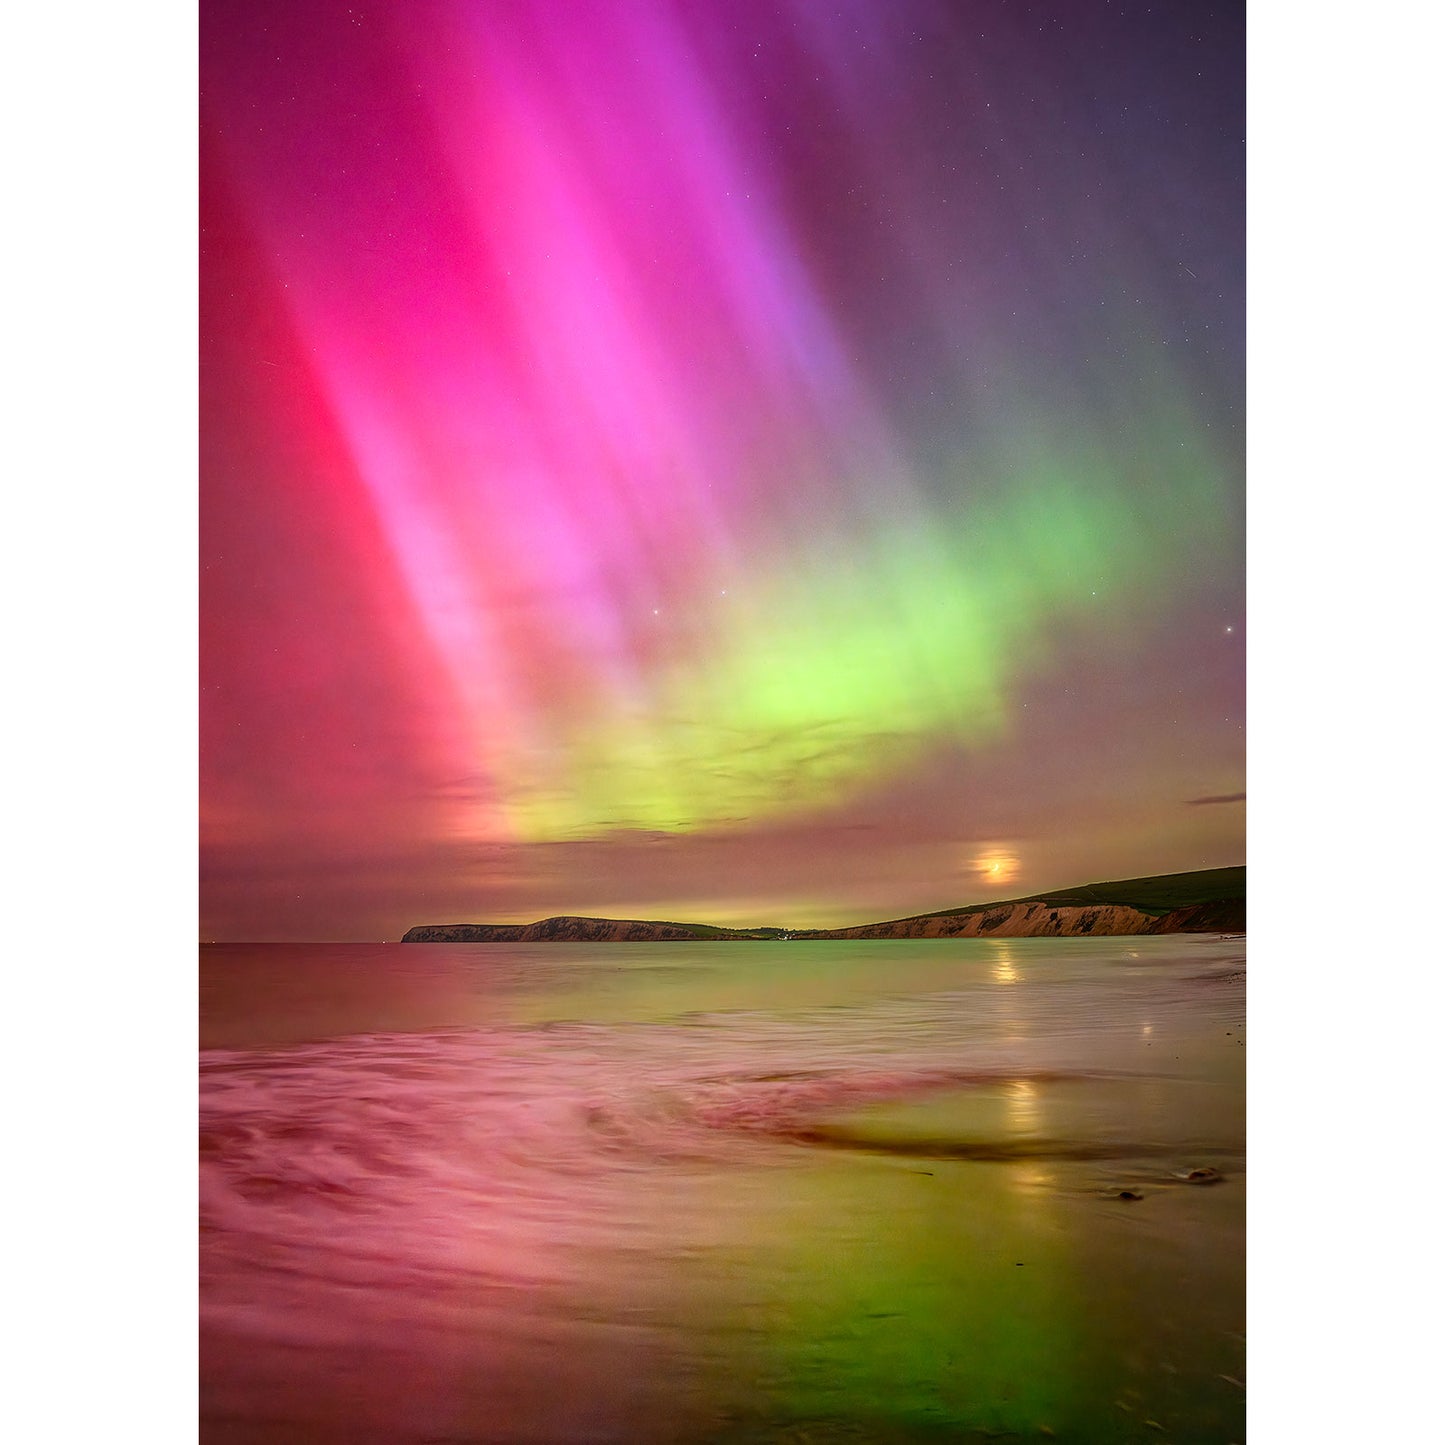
974, 849, 1020, 887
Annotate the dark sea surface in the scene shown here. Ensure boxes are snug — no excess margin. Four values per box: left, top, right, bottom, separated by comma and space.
200, 937, 1245, 1443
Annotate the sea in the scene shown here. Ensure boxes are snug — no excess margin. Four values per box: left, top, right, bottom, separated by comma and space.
199, 936, 1245, 1444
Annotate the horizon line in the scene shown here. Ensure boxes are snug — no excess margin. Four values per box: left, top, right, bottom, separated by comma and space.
200, 861, 1246, 944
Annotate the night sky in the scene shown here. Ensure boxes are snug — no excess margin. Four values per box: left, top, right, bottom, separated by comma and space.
201, 0, 1244, 941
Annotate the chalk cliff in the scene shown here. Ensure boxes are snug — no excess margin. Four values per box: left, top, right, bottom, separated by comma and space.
792, 897, 1243, 940
792, 902, 1156, 940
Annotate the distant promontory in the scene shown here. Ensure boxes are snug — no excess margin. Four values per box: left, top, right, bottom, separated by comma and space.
401, 917, 785, 944
402, 867, 1244, 942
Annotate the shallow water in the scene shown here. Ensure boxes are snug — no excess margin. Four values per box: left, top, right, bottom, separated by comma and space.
200, 937, 1245, 1443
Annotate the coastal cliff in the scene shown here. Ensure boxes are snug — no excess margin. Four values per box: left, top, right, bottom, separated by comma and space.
787, 866, 1246, 940
402, 867, 1245, 942
793, 902, 1157, 940
792, 896, 1244, 940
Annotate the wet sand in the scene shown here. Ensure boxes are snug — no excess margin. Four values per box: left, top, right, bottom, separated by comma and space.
201, 937, 1244, 1442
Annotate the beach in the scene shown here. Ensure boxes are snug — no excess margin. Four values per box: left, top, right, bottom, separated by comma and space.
200, 936, 1244, 1443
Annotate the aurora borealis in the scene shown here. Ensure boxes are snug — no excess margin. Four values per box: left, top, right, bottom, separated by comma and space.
201, 0, 1244, 940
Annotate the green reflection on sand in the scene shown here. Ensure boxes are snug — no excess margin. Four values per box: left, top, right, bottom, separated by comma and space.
671, 1077, 1243, 1442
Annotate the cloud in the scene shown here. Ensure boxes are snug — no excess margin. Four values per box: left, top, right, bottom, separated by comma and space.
1184, 792, 1245, 806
